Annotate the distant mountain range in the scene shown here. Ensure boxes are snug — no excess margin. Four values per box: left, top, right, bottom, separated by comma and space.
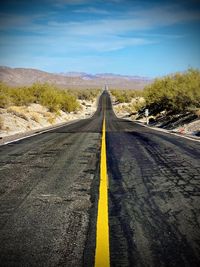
0, 66, 152, 90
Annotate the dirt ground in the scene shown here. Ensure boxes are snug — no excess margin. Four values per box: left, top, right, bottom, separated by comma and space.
111, 96, 200, 137
0, 99, 97, 139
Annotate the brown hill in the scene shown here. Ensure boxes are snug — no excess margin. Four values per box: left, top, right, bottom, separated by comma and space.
0, 66, 152, 89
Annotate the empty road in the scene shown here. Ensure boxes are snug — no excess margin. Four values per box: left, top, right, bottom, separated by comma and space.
0, 91, 200, 266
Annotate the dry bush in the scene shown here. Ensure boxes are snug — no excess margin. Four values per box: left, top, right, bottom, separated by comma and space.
44, 112, 56, 124
111, 89, 144, 103
195, 109, 200, 117
55, 110, 61, 116
44, 112, 52, 118
30, 112, 40, 123
0, 116, 4, 130
0, 82, 11, 108
115, 106, 123, 113
7, 106, 29, 121
70, 89, 100, 101
47, 115, 56, 124
133, 101, 146, 112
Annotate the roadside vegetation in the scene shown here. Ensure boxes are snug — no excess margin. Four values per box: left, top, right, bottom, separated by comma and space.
110, 89, 144, 103
69, 88, 100, 101
110, 69, 200, 135
144, 69, 200, 114
0, 83, 99, 134
110, 89, 145, 115
110, 69, 200, 116
0, 82, 101, 113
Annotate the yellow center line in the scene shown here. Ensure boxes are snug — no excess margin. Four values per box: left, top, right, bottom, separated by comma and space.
95, 115, 110, 267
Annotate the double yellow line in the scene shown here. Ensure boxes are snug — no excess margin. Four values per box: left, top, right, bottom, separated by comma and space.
95, 116, 110, 267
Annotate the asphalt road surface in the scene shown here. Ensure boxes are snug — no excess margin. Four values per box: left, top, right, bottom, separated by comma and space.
0, 91, 200, 267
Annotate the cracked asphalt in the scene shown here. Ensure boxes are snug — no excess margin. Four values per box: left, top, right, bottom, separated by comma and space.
0, 91, 200, 267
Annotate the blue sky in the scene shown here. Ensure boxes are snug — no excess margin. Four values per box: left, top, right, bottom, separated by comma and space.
0, 0, 200, 77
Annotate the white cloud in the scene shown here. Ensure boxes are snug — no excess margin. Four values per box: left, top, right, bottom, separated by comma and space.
74, 7, 110, 15
44, 4, 200, 39
53, 0, 89, 6
129, 4, 200, 27
1, 3, 200, 34
73, 36, 152, 51
0, 3, 200, 54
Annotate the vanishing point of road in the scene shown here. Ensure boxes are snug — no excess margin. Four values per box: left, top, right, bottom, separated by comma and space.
0, 91, 200, 267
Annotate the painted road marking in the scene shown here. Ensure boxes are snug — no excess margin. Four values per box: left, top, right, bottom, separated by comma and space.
95, 116, 110, 267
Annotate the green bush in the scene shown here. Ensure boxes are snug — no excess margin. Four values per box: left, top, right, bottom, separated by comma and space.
0, 82, 11, 108
144, 69, 200, 112
110, 89, 144, 103
0, 82, 80, 113
69, 89, 100, 101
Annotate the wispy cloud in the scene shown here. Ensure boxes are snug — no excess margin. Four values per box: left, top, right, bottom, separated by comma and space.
1, 4, 200, 33
129, 4, 200, 27
0, 0, 200, 75
1, 3, 199, 54
74, 7, 110, 15
53, 0, 89, 7
44, 6, 200, 39
74, 36, 152, 52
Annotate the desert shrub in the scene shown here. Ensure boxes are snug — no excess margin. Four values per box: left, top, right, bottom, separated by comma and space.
9, 87, 35, 106
56, 89, 80, 111
7, 106, 29, 121
30, 84, 80, 112
47, 115, 56, 124
0, 82, 11, 108
44, 112, 52, 118
69, 89, 100, 101
0, 83, 100, 113
133, 101, 146, 112
0, 82, 80, 113
39, 88, 62, 112
30, 112, 40, 123
0, 116, 4, 130
0, 82, 35, 107
110, 89, 144, 103
196, 109, 200, 117
0, 94, 10, 108
144, 69, 200, 113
